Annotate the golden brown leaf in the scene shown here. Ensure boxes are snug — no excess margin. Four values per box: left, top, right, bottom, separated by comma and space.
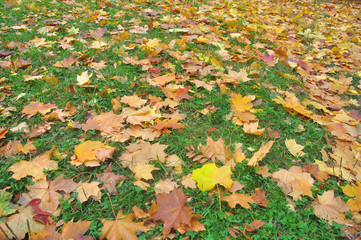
100, 210, 149, 240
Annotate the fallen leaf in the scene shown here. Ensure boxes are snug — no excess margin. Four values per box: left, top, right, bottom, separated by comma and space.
62, 220, 93, 240
9, 147, 58, 180
22, 101, 56, 119
149, 188, 195, 236
192, 163, 233, 191
154, 178, 178, 194
100, 210, 149, 240
76, 182, 101, 203
285, 139, 305, 157
71, 140, 115, 167
120, 95, 147, 108
247, 141, 274, 166
0, 206, 44, 239
272, 166, 315, 200
223, 193, 255, 209
312, 190, 349, 225
96, 164, 126, 195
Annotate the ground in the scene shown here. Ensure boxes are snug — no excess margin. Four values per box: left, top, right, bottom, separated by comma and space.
0, 0, 360, 239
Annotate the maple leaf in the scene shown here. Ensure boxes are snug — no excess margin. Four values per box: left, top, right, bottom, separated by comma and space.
150, 73, 175, 86
132, 163, 159, 181
285, 139, 305, 157
96, 164, 126, 195
71, 140, 115, 167
19, 175, 77, 213
62, 220, 93, 240
0, 128, 8, 139
76, 71, 93, 87
192, 163, 233, 191
90, 60, 107, 70
125, 106, 160, 125
100, 210, 149, 240
312, 190, 349, 225
119, 140, 168, 169
247, 141, 274, 166
273, 92, 313, 118
341, 182, 361, 212
223, 193, 255, 209
90, 27, 107, 39
120, 94, 147, 108
0, 206, 44, 239
149, 188, 195, 236
154, 178, 179, 194
174, 87, 193, 101
53, 55, 76, 68
0, 190, 16, 217
231, 94, 253, 113
9, 147, 58, 180
22, 101, 56, 119
14, 57, 31, 69
76, 182, 101, 203
243, 121, 265, 135
251, 188, 270, 208
272, 166, 315, 200
31, 224, 62, 239
198, 137, 231, 164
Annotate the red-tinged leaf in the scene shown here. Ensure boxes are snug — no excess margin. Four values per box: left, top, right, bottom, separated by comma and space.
14, 57, 31, 69
245, 220, 264, 232
175, 87, 193, 101
0, 50, 11, 57
62, 220, 93, 240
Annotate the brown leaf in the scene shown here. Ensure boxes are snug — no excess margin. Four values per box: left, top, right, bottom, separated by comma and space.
31, 224, 62, 240
90, 27, 107, 39
149, 188, 195, 236
100, 210, 149, 240
62, 220, 93, 240
0, 206, 44, 239
174, 87, 193, 101
14, 57, 31, 69
244, 220, 264, 232
76, 182, 101, 203
120, 95, 147, 108
0, 128, 8, 139
251, 188, 269, 207
22, 101, 56, 119
272, 166, 315, 200
96, 164, 126, 195
20, 175, 77, 213
312, 190, 349, 225
247, 141, 274, 166
223, 193, 255, 209
53, 55, 76, 68
9, 147, 58, 180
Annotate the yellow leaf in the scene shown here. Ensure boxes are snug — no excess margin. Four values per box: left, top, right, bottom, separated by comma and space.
231, 94, 253, 113
247, 141, 274, 166
72, 140, 114, 167
192, 163, 233, 191
285, 139, 305, 157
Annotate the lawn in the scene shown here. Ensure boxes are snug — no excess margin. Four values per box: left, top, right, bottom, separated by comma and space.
0, 0, 360, 239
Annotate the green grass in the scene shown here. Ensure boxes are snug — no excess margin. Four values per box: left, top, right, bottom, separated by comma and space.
0, 0, 360, 239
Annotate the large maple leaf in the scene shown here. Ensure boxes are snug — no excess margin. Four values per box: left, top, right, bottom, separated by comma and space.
100, 210, 149, 240
19, 175, 77, 213
21, 101, 56, 119
312, 190, 349, 225
0, 206, 44, 239
148, 188, 194, 236
9, 147, 58, 180
192, 163, 233, 191
71, 140, 115, 167
272, 166, 315, 200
